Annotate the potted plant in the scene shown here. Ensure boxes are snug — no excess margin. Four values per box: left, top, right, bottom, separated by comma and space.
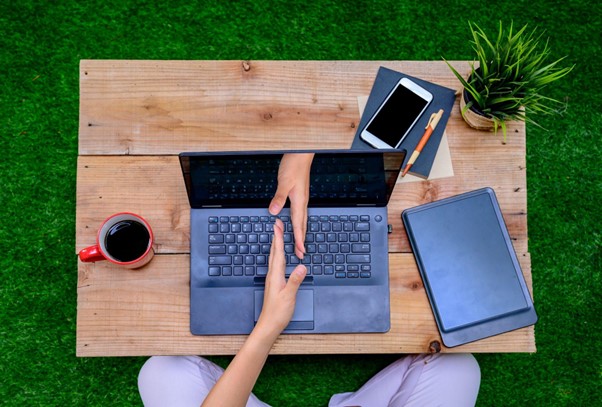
445, 21, 574, 142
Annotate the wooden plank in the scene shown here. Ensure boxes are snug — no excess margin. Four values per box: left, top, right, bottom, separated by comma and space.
79, 60, 474, 155
77, 253, 535, 356
75, 153, 528, 255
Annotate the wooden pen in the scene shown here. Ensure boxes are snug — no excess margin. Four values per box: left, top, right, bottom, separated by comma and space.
401, 109, 444, 177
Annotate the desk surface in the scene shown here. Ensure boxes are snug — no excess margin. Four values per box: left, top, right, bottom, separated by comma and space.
76, 60, 535, 356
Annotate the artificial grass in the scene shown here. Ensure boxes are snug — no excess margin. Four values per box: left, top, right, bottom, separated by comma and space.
1, 0, 600, 405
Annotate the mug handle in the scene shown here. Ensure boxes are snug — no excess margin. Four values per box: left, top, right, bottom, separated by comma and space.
79, 245, 106, 263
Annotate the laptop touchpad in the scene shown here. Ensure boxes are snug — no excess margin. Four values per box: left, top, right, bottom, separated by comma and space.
254, 289, 314, 330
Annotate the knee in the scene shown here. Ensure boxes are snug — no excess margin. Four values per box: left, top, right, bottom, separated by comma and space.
430, 353, 481, 393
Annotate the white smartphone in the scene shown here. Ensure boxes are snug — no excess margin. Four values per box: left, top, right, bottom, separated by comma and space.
360, 77, 433, 149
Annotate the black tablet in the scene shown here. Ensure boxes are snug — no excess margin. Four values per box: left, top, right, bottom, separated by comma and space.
402, 188, 537, 347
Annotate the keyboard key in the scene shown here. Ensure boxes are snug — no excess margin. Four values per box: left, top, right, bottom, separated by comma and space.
347, 272, 360, 278
332, 223, 343, 232
349, 233, 359, 242
324, 265, 334, 275
209, 256, 231, 265
230, 216, 239, 222
256, 266, 268, 276
248, 234, 258, 243
335, 272, 346, 278
318, 244, 328, 253
360, 272, 372, 278
236, 234, 247, 243
312, 254, 323, 263
343, 223, 353, 232
327, 233, 337, 242
244, 255, 254, 265
239, 244, 249, 254
209, 217, 218, 223
233, 255, 243, 265
256, 255, 267, 265
347, 254, 371, 263
309, 223, 320, 232
227, 245, 238, 254
351, 243, 371, 253
233, 266, 244, 276
220, 223, 230, 233
222, 266, 232, 276
335, 254, 345, 264
355, 222, 370, 231
307, 244, 317, 253
329, 243, 339, 253
335, 265, 345, 271
347, 265, 359, 272
220, 216, 229, 223
312, 265, 323, 275
209, 234, 224, 244
259, 234, 270, 243
360, 233, 370, 242
250, 244, 260, 254
350, 215, 359, 221
361, 265, 371, 271
209, 224, 219, 233
208, 266, 221, 276
261, 244, 271, 254
225, 234, 235, 243
283, 233, 292, 243
321, 223, 331, 232
245, 266, 255, 276
360, 215, 370, 221
340, 243, 351, 253
209, 245, 226, 254
324, 254, 334, 264
337, 233, 348, 242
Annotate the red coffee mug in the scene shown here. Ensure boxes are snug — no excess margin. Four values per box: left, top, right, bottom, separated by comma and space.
79, 212, 154, 269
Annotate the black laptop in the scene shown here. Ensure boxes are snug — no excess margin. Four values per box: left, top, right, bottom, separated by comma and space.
179, 149, 405, 335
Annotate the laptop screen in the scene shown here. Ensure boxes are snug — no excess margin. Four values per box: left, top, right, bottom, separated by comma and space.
180, 150, 405, 209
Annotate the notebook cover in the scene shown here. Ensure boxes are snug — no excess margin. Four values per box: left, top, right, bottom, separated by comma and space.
401, 188, 538, 347
351, 67, 456, 178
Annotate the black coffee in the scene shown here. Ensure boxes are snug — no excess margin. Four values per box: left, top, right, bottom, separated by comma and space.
105, 220, 150, 262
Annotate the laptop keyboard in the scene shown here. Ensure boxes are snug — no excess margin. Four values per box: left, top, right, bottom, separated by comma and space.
207, 214, 377, 279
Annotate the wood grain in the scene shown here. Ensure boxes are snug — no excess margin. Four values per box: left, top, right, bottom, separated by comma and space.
76, 60, 535, 356
77, 253, 535, 356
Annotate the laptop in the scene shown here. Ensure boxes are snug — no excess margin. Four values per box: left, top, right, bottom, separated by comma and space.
179, 149, 406, 335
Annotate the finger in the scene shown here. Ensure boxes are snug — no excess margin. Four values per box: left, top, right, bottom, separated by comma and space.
284, 265, 307, 295
269, 186, 290, 215
290, 199, 308, 259
268, 219, 286, 283
269, 218, 285, 263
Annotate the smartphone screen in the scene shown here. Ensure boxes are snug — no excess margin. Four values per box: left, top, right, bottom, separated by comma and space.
364, 81, 431, 148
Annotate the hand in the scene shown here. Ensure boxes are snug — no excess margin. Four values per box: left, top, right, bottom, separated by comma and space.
256, 219, 307, 338
269, 153, 314, 259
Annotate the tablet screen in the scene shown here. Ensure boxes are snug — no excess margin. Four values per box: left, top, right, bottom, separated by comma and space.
404, 189, 529, 332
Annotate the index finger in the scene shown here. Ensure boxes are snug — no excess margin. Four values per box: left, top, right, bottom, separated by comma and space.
289, 198, 308, 258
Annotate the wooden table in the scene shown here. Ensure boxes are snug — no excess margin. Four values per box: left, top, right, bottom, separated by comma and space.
76, 60, 535, 356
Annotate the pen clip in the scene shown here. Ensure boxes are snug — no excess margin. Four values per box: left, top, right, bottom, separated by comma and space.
425, 113, 436, 129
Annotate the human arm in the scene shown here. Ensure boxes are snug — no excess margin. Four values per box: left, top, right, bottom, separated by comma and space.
269, 153, 314, 259
201, 219, 307, 407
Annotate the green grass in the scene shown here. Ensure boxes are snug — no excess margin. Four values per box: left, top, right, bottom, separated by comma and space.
1, 0, 600, 405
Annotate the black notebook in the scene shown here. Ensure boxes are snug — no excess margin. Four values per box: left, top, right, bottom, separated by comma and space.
351, 66, 456, 178
402, 188, 538, 347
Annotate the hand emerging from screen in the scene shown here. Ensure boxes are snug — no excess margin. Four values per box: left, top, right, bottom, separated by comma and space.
269, 153, 314, 259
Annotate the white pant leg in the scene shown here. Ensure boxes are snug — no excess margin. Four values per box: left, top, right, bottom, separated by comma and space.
329, 353, 480, 407
138, 356, 270, 407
